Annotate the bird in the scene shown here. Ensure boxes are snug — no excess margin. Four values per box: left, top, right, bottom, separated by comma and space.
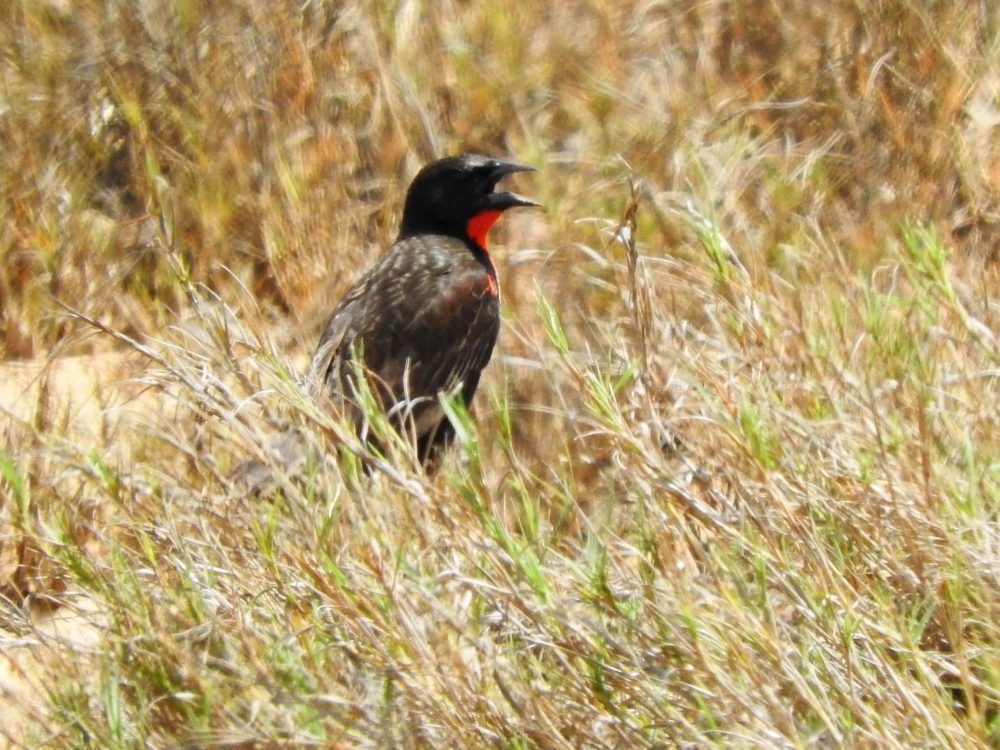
307, 153, 539, 466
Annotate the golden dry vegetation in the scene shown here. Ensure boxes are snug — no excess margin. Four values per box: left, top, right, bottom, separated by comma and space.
2, 0, 1000, 747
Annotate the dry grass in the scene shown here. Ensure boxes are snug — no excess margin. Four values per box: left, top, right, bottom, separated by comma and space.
2, 0, 1000, 747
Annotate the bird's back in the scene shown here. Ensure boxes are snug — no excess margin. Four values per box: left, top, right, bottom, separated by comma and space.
309, 233, 500, 460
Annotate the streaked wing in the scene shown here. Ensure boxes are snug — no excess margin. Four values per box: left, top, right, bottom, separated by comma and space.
309, 235, 500, 420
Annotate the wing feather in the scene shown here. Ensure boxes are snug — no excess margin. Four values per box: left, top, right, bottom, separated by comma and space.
308, 234, 500, 449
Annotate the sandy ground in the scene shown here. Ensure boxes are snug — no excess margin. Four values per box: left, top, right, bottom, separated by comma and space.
0, 352, 144, 440
0, 352, 139, 747
0, 595, 105, 747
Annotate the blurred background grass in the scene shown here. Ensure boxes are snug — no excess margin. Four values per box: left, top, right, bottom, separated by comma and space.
1, 1, 999, 747
4, 0, 997, 356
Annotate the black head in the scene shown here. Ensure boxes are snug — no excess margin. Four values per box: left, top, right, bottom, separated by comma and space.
399, 153, 538, 240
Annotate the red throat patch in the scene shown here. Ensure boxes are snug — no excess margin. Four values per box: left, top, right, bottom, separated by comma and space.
466, 210, 503, 249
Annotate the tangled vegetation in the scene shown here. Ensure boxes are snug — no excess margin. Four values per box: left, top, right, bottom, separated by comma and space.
1, 1, 999, 746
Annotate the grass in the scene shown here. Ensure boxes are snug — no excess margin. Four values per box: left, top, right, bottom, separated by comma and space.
2, 0, 1000, 747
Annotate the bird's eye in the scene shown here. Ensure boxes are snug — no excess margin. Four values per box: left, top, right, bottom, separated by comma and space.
473, 165, 497, 188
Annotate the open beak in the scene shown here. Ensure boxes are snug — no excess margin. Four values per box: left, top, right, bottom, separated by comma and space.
489, 159, 541, 209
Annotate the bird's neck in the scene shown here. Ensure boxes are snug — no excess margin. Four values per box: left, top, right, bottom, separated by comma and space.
465, 210, 502, 250
398, 211, 502, 252
398, 215, 462, 241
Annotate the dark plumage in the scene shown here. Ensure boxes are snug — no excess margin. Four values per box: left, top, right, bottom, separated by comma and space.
308, 153, 538, 464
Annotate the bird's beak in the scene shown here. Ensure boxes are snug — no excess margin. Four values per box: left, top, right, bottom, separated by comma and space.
489, 160, 541, 209
489, 160, 535, 179
490, 190, 540, 209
